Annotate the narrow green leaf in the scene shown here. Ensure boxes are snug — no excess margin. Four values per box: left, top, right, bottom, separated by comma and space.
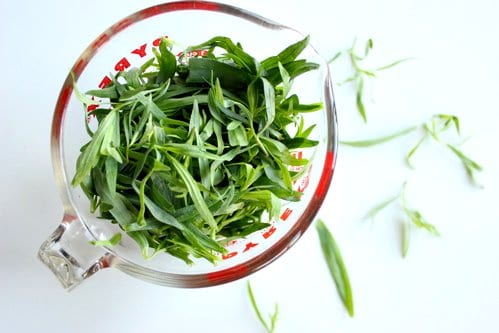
401, 220, 410, 258
269, 304, 279, 333
135, 92, 167, 121
86, 86, 118, 99
166, 154, 218, 232
327, 51, 342, 64
155, 143, 231, 160
128, 231, 153, 259
316, 219, 354, 317
186, 57, 253, 90
365, 195, 399, 220
376, 58, 411, 71
260, 77, 276, 133
405, 208, 440, 236
356, 77, 367, 122
364, 38, 374, 57
227, 122, 249, 146
247, 281, 277, 333
104, 156, 118, 194
154, 38, 177, 84
447, 144, 483, 186
278, 62, 292, 100
405, 136, 427, 168
72, 109, 119, 186
72, 74, 102, 107
341, 126, 417, 147
144, 195, 225, 255
90, 232, 122, 247
185, 35, 257, 73
261, 35, 310, 70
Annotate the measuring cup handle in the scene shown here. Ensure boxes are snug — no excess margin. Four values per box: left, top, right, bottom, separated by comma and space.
38, 213, 114, 290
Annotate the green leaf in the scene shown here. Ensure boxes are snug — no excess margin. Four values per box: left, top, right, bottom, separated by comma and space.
247, 281, 278, 333
261, 35, 310, 70
72, 109, 120, 186
90, 232, 122, 247
316, 219, 354, 317
227, 121, 249, 146
166, 154, 218, 233
364, 38, 374, 57
435, 114, 461, 135
185, 35, 257, 73
260, 77, 276, 133
266, 60, 320, 85
92, 167, 137, 226
128, 231, 153, 259
365, 195, 399, 220
86, 86, 118, 99
144, 195, 225, 256
154, 38, 177, 84
186, 57, 253, 90
447, 144, 483, 186
356, 77, 367, 122
404, 208, 440, 236
135, 92, 167, 121
327, 51, 342, 64
104, 156, 118, 194
375, 58, 411, 71
405, 136, 426, 168
72, 74, 102, 107
278, 62, 292, 100
401, 220, 410, 258
341, 126, 417, 147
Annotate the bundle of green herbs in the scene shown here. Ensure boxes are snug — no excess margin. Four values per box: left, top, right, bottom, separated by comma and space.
72, 36, 322, 264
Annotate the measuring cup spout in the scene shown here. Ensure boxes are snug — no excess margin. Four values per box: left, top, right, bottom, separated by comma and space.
38, 213, 114, 290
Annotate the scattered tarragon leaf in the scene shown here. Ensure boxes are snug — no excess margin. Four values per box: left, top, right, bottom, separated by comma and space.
367, 182, 440, 257
247, 281, 279, 333
341, 113, 482, 186
329, 37, 408, 122
341, 126, 417, 147
316, 219, 354, 317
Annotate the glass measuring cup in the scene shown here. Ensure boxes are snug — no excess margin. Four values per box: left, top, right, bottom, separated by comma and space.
38, 0, 338, 290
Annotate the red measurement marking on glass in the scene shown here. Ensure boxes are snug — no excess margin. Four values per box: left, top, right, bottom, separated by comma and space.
176, 49, 209, 58
289, 151, 304, 173
243, 242, 258, 252
280, 208, 293, 221
262, 225, 277, 239
222, 252, 238, 260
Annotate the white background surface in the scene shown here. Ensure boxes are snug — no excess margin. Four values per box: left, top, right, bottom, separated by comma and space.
1, 0, 498, 332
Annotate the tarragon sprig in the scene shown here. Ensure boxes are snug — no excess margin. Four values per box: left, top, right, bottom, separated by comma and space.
341, 114, 482, 187
247, 281, 279, 333
328, 38, 409, 122
366, 182, 440, 257
406, 114, 482, 186
73, 36, 321, 264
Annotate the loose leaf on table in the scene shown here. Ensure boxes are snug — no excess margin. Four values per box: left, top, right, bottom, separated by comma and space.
365, 194, 399, 220
365, 182, 441, 257
341, 126, 417, 147
316, 219, 354, 317
329, 37, 408, 121
447, 144, 483, 187
247, 281, 279, 333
